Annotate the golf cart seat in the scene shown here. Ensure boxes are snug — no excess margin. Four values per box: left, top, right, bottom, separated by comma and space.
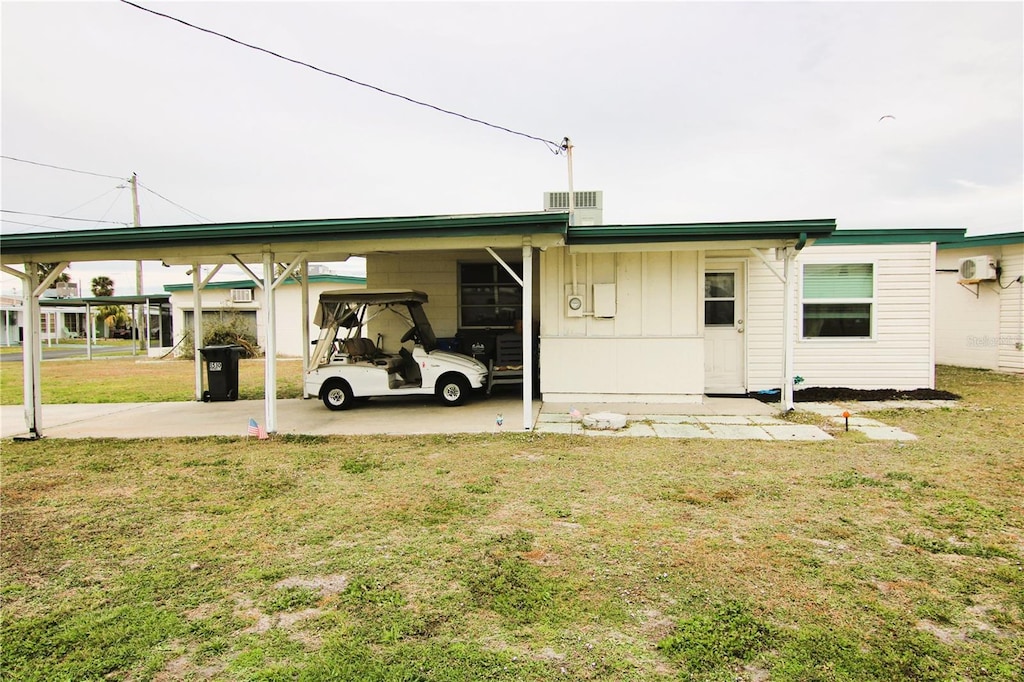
342, 337, 381, 362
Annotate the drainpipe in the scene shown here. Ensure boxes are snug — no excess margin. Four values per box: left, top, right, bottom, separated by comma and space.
781, 234, 807, 412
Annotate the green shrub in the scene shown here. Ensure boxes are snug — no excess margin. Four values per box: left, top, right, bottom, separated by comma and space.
179, 315, 261, 358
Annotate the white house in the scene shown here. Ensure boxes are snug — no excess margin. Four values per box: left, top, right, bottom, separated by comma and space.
935, 232, 1024, 374
165, 273, 366, 357
359, 198, 964, 402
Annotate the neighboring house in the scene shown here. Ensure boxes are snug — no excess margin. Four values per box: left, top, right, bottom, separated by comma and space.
0, 289, 88, 344
935, 232, 1024, 374
165, 273, 366, 357
0, 295, 23, 346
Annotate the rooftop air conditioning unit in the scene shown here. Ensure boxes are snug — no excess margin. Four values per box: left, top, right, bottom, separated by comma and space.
230, 288, 254, 303
958, 256, 997, 283
544, 190, 603, 226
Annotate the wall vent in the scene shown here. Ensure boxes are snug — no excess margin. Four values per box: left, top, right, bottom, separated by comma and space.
230, 288, 254, 303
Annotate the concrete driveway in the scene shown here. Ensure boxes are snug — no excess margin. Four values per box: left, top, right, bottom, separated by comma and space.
0, 395, 542, 439
0, 393, 852, 441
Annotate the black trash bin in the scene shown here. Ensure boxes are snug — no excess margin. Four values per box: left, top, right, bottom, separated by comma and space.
199, 345, 243, 401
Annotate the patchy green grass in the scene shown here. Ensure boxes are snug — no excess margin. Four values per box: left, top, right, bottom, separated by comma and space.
2, 366, 1022, 679
0, 357, 304, 404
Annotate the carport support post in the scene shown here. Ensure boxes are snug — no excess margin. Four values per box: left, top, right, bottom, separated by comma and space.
192, 264, 204, 400
22, 264, 42, 438
85, 302, 93, 360
300, 259, 310, 398
522, 241, 534, 431
782, 248, 795, 411
263, 252, 278, 433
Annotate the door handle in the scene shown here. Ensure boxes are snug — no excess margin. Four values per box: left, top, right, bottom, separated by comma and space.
737, 319, 744, 334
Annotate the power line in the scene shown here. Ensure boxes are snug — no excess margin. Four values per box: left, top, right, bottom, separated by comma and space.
0, 218, 94, 232
118, 0, 566, 154
1, 209, 129, 225
0, 154, 124, 180
35, 185, 126, 229
137, 181, 212, 222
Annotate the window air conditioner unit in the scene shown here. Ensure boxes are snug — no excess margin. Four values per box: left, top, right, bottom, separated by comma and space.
957, 256, 997, 283
230, 288, 254, 303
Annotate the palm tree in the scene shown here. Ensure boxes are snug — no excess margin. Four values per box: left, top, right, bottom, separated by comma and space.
90, 276, 115, 297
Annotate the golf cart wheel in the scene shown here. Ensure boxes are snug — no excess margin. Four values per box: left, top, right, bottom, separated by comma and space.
436, 373, 470, 407
321, 379, 354, 411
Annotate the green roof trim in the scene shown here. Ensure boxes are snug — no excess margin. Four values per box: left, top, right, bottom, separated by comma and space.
38, 294, 171, 306
815, 228, 966, 245
164, 274, 366, 292
567, 219, 836, 245
0, 211, 569, 257
936, 231, 1024, 250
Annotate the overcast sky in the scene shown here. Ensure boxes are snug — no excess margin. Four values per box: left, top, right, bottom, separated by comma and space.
2, 0, 1021, 295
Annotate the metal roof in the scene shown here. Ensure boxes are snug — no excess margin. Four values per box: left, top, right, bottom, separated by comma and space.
0, 211, 571, 265
815, 228, 966, 245
37, 294, 171, 307
164, 274, 366, 292
936, 231, 1024, 250
567, 218, 837, 245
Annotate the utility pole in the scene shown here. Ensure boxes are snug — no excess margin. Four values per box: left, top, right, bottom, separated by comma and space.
130, 173, 146, 351
562, 137, 575, 227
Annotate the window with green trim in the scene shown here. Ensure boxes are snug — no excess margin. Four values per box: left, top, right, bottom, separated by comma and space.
802, 263, 873, 338
458, 262, 523, 328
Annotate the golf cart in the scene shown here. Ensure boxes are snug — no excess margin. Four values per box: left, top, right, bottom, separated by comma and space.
304, 289, 488, 410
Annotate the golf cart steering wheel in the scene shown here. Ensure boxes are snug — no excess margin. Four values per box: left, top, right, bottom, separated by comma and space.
400, 326, 420, 344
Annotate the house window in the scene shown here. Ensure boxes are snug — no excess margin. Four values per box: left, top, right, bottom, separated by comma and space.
802, 264, 873, 338
459, 262, 523, 328
704, 272, 736, 326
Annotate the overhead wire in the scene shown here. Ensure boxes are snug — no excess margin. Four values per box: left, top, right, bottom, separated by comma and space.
1, 218, 85, 232
94, 185, 130, 226
118, 0, 566, 155
34, 185, 127, 229
0, 154, 125, 180
1, 209, 128, 225
137, 181, 212, 222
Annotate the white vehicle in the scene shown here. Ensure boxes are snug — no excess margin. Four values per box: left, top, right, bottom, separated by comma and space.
304, 289, 488, 410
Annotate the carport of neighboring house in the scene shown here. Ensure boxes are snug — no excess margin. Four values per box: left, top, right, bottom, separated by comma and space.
1, 210, 849, 438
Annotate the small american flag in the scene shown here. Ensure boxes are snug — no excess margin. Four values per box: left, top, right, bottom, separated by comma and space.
569, 407, 582, 420
247, 418, 268, 440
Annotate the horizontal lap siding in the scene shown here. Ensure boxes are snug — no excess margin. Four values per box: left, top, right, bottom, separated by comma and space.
795, 244, 935, 389
998, 246, 1024, 373
746, 243, 936, 391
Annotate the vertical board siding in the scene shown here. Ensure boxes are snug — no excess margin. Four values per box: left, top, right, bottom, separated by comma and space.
540, 247, 701, 398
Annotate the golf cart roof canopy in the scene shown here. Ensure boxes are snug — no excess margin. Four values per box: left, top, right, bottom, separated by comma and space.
317, 289, 429, 305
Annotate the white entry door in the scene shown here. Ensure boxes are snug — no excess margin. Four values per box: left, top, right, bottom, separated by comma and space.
704, 264, 746, 394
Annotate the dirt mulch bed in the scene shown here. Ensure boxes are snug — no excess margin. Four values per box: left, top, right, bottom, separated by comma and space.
749, 387, 961, 403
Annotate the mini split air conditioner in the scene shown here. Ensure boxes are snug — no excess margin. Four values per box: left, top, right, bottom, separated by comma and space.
957, 256, 997, 283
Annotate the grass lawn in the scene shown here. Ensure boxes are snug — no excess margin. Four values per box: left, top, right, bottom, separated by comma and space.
0, 357, 304, 404
1, 366, 1022, 680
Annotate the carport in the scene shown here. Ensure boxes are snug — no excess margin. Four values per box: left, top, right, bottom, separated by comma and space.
0, 211, 569, 438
